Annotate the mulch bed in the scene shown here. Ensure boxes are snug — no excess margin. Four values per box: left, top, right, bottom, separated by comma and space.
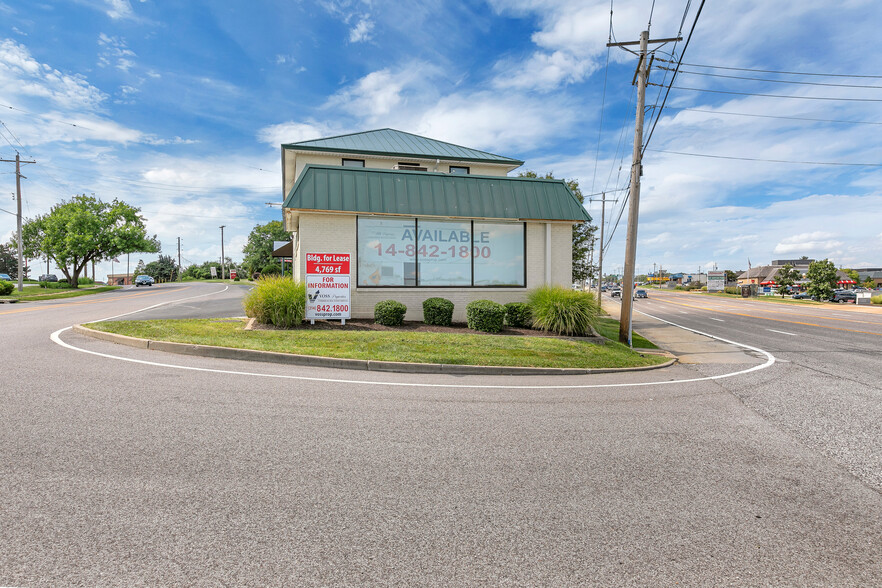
248, 318, 605, 342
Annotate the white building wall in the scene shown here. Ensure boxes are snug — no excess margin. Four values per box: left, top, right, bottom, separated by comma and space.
298, 212, 574, 322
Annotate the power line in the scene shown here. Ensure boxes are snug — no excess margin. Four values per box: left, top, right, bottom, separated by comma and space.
664, 106, 882, 126
641, 0, 706, 152
645, 148, 882, 166
658, 60, 882, 79
662, 85, 882, 101
661, 68, 882, 89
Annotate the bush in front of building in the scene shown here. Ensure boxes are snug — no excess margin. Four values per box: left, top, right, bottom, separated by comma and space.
872, 295, 882, 305
504, 302, 532, 328
242, 275, 306, 328
375, 300, 407, 326
466, 300, 505, 333
0, 280, 13, 296
422, 297, 454, 326
527, 285, 598, 336
724, 286, 740, 295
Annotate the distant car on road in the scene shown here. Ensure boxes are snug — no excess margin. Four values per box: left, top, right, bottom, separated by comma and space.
134, 275, 154, 287
831, 290, 856, 303
610, 289, 622, 298
0, 273, 12, 282
39, 274, 58, 282
634, 289, 648, 299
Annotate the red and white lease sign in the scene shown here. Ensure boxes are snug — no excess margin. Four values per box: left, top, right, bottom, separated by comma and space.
306, 253, 351, 321
306, 252, 350, 275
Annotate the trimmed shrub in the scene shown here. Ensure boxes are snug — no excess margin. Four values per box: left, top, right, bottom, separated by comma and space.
375, 300, 407, 326
466, 299, 505, 333
527, 285, 598, 336
724, 286, 740, 295
242, 275, 306, 328
504, 302, 532, 328
77, 277, 95, 285
422, 297, 454, 326
0, 280, 13, 296
872, 295, 882, 305
701, 286, 707, 291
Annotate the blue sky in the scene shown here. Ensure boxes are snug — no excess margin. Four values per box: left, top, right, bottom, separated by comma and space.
1, 0, 881, 281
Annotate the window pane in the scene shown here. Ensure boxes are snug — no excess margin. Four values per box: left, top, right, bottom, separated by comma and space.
449, 166, 469, 175
342, 158, 365, 167
357, 217, 416, 286
417, 220, 472, 286
473, 223, 525, 286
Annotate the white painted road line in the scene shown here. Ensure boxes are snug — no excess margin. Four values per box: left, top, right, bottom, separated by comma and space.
709, 318, 725, 322
49, 292, 777, 390
767, 328, 797, 336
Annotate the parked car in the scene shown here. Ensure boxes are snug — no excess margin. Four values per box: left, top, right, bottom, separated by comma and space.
0, 273, 12, 282
634, 289, 648, 299
134, 275, 154, 287
831, 290, 856, 303
39, 274, 58, 282
791, 292, 813, 300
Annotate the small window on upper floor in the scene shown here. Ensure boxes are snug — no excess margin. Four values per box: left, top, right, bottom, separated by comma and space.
342, 158, 365, 167
449, 166, 470, 175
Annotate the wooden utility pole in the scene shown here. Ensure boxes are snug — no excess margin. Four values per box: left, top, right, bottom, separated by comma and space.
608, 31, 680, 346
177, 237, 182, 282
0, 154, 36, 292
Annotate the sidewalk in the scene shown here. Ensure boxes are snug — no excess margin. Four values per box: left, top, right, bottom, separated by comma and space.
601, 298, 759, 364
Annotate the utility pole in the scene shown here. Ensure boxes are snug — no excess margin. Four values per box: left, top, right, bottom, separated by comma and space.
608, 30, 681, 346
219, 225, 226, 281
595, 192, 608, 304
0, 153, 36, 292
177, 237, 182, 282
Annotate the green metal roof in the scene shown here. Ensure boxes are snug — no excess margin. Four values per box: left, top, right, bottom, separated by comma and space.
282, 128, 524, 166
283, 165, 591, 222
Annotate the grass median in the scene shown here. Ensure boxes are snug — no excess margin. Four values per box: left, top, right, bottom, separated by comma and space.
84, 318, 669, 370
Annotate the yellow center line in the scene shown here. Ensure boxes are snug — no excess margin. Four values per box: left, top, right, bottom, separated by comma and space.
650, 296, 882, 337
0, 288, 182, 316
652, 292, 882, 327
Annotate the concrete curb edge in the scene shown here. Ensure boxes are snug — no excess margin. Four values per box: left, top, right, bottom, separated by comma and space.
72, 324, 678, 376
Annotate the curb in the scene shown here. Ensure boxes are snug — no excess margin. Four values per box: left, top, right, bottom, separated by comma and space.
72, 324, 677, 376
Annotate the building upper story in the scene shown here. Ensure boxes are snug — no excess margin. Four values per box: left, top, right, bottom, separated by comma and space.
281, 128, 524, 197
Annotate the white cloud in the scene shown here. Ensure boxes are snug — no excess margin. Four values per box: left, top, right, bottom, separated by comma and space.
98, 33, 137, 72
104, 0, 134, 20
349, 17, 374, 43
257, 121, 346, 147
494, 50, 598, 92
326, 64, 442, 121
0, 39, 106, 109
773, 232, 844, 255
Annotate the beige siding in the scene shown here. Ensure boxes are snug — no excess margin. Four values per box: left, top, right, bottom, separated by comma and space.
283, 149, 515, 195
298, 212, 574, 322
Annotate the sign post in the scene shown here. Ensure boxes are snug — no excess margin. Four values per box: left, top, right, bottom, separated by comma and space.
305, 253, 351, 325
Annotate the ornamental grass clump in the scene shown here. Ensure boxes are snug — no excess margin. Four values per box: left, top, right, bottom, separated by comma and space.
466, 300, 505, 333
527, 285, 598, 336
872, 295, 882, 305
422, 297, 454, 326
242, 275, 306, 328
375, 300, 407, 326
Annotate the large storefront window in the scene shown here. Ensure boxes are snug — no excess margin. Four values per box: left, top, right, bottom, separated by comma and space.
358, 217, 526, 287
357, 217, 416, 286
473, 222, 525, 286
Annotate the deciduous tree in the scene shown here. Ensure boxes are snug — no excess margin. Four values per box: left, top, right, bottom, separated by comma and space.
806, 259, 837, 301
22, 195, 159, 287
775, 263, 800, 297
241, 220, 290, 277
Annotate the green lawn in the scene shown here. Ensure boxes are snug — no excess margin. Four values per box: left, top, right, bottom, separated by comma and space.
594, 316, 658, 349
1, 285, 121, 301
85, 319, 669, 370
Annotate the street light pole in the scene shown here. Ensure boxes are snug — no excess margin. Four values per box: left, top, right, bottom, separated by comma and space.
219, 225, 226, 280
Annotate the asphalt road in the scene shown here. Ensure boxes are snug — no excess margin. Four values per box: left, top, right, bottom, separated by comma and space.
2, 283, 880, 586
